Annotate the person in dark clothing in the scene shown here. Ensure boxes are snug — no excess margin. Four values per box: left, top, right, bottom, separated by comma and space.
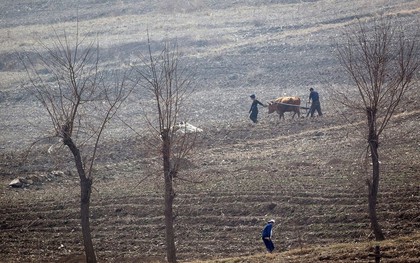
261, 219, 275, 253
307, 88, 323, 117
249, 94, 266, 123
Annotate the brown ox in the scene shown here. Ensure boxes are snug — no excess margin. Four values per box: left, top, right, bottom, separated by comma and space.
268, 96, 301, 120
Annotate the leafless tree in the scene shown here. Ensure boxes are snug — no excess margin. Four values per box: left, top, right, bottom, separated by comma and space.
337, 17, 419, 241
133, 39, 196, 263
20, 28, 132, 262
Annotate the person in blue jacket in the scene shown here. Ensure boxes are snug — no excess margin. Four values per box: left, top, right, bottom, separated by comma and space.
261, 219, 275, 253
249, 94, 266, 123
307, 88, 323, 117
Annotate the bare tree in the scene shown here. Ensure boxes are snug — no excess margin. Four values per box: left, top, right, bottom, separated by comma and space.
133, 39, 196, 263
21, 28, 132, 262
337, 17, 419, 241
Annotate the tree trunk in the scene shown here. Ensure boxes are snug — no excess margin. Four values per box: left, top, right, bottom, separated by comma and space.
164, 173, 176, 263
366, 108, 385, 241
161, 129, 177, 263
63, 136, 97, 263
80, 177, 96, 263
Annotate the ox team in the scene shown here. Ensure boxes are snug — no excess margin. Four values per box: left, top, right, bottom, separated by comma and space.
249, 88, 322, 123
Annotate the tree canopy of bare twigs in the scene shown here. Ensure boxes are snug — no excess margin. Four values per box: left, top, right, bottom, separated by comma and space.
20, 27, 133, 263
337, 17, 419, 241
338, 18, 419, 134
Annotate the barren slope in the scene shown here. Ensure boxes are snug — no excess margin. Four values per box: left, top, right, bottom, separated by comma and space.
1, 0, 419, 262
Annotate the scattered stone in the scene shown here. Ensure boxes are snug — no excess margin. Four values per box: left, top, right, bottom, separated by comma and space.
172, 121, 203, 135
0, 220, 8, 229
9, 178, 23, 188
49, 170, 65, 177
319, 254, 331, 260
267, 203, 277, 211
27, 174, 41, 183
8, 170, 68, 188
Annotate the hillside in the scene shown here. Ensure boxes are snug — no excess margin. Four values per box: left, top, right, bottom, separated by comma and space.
1, 0, 419, 262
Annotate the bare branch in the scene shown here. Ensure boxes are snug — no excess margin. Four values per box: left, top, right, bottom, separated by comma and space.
132, 36, 196, 263
336, 15, 419, 241
20, 24, 133, 263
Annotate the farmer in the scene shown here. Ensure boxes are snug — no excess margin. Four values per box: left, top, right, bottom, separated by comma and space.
307, 88, 323, 117
249, 94, 266, 123
261, 219, 275, 253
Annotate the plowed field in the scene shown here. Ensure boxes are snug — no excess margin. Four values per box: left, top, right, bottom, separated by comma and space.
1, 0, 419, 262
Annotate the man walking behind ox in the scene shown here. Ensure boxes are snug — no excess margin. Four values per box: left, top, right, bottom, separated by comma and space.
308, 88, 323, 117
262, 219, 275, 253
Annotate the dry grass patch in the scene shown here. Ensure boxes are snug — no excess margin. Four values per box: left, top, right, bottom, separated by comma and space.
187, 232, 420, 263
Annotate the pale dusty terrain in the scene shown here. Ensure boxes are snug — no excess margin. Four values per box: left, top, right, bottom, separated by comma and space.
0, 1, 419, 262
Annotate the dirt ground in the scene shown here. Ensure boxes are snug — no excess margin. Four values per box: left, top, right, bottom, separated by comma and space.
1, 0, 419, 262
